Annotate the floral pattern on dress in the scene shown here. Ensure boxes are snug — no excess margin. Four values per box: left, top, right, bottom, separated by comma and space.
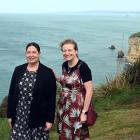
57, 65, 89, 140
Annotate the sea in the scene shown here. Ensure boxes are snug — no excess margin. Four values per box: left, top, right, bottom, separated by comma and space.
0, 12, 140, 103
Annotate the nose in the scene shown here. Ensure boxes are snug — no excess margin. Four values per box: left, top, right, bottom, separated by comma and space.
27, 52, 34, 57
64, 50, 69, 55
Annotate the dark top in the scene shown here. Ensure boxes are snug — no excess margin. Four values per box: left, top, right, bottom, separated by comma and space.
7, 62, 56, 128
62, 59, 92, 83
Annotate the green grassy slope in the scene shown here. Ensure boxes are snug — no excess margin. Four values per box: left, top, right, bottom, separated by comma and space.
0, 86, 140, 140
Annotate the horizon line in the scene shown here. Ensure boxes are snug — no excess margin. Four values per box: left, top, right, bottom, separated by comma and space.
0, 10, 140, 14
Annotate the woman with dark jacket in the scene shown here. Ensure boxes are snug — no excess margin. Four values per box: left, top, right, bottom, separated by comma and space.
7, 42, 56, 140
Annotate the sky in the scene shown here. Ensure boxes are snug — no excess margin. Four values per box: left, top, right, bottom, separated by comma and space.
0, 0, 140, 13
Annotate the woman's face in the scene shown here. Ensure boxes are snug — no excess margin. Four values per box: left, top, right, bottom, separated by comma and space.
61, 43, 78, 61
26, 45, 40, 64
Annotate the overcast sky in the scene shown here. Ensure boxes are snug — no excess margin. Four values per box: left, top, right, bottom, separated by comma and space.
0, 0, 140, 13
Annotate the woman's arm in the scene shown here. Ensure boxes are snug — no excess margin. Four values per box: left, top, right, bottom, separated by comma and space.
7, 67, 17, 118
7, 67, 18, 128
80, 81, 93, 122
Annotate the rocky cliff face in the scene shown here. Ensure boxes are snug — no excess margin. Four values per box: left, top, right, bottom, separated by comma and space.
128, 32, 140, 63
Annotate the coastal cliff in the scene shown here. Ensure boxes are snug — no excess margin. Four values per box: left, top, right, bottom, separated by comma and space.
128, 32, 140, 63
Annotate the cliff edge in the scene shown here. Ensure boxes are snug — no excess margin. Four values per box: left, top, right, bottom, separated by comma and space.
128, 32, 140, 63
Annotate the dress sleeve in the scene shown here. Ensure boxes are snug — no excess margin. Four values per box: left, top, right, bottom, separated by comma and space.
79, 62, 92, 83
46, 69, 56, 123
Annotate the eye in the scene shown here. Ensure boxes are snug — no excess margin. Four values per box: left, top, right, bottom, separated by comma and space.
68, 49, 72, 52
32, 51, 37, 54
62, 49, 67, 53
26, 51, 30, 54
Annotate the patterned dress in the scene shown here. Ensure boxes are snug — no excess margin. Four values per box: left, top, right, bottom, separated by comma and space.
10, 70, 49, 140
57, 63, 89, 140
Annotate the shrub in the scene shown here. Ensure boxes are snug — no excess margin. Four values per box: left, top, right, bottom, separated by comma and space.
95, 74, 129, 97
124, 59, 140, 85
0, 96, 8, 118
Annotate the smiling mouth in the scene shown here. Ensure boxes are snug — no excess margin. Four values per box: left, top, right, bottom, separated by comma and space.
64, 57, 71, 59
64, 55, 71, 58
28, 58, 35, 61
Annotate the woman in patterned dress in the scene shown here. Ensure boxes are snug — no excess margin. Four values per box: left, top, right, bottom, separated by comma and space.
7, 42, 56, 140
57, 39, 93, 140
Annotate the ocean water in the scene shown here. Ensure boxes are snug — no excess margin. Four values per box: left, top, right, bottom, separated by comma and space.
0, 12, 140, 102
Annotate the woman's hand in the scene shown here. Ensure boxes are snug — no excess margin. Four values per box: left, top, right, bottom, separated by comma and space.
8, 118, 12, 128
44, 122, 53, 131
80, 113, 87, 124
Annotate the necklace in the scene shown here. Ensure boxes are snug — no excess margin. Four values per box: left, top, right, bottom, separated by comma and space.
67, 59, 79, 74
68, 66, 72, 74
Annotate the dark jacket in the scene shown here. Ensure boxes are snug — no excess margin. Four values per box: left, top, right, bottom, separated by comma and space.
7, 62, 56, 128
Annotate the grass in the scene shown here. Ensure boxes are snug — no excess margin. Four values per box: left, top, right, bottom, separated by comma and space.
129, 32, 140, 38
1, 86, 140, 140
90, 86, 140, 140
1, 108, 140, 140
0, 118, 10, 140
90, 108, 140, 140
94, 86, 140, 112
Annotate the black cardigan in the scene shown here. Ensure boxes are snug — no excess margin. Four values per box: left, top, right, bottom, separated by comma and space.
7, 62, 56, 128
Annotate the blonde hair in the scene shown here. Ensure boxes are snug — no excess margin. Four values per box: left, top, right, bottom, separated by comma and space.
60, 39, 78, 51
